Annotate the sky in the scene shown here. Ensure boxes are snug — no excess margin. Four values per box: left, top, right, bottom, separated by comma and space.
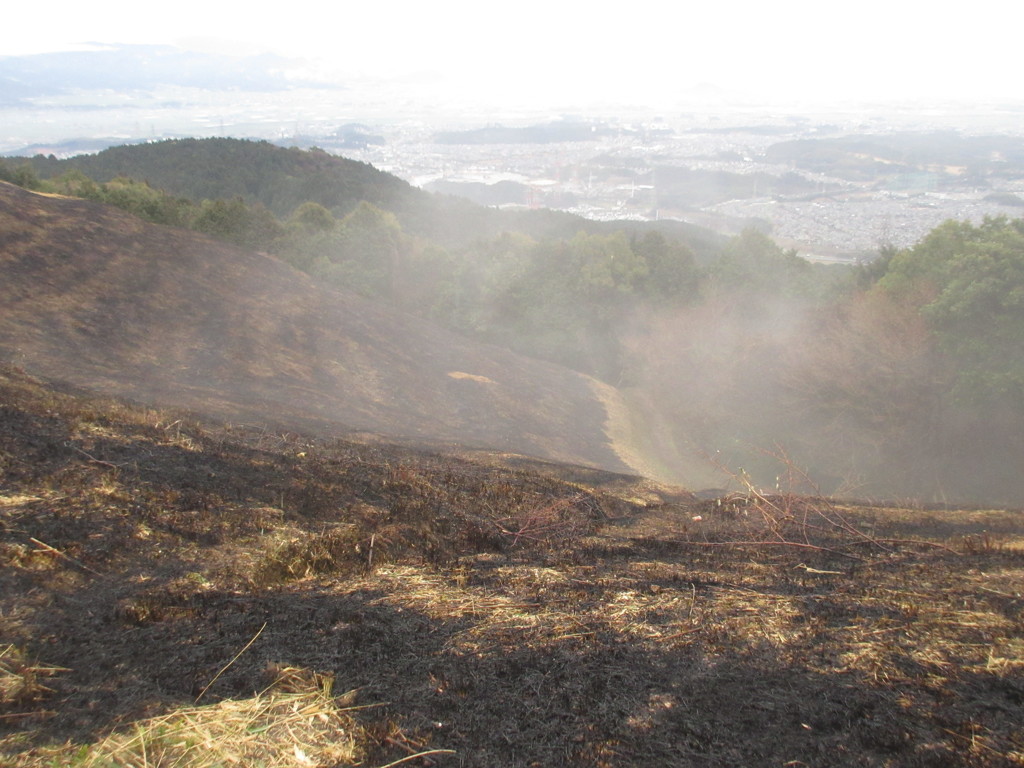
3, 0, 1020, 109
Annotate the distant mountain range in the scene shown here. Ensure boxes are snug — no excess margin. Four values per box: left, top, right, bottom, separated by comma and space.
0, 44, 337, 107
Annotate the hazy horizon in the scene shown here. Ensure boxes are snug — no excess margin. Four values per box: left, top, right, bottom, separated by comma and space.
5, 1, 1021, 114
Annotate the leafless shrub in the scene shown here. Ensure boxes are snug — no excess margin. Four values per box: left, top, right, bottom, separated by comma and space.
485, 493, 595, 548
958, 531, 1004, 555
690, 446, 899, 562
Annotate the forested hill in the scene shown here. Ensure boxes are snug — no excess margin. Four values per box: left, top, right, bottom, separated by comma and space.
25, 139, 418, 222
19, 138, 722, 253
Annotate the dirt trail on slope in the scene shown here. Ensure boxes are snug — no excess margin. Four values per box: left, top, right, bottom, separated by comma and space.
590, 378, 724, 491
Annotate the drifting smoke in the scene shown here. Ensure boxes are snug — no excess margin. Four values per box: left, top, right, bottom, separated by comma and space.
626, 284, 1024, 507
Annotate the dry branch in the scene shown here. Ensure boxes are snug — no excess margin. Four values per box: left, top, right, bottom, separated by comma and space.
195, 622, 267, 703
28, 537, 101, 575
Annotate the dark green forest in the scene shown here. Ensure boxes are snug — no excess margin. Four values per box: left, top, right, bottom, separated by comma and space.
3, 140, 1023, 504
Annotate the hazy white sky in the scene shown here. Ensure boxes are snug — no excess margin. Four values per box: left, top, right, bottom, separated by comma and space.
4, 0, 1019, 108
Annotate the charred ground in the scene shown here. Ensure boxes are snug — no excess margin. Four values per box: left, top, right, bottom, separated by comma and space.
1, 365, 1022, 767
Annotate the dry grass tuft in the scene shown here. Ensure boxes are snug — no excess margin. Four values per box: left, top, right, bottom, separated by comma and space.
249, 525, 365, 587
46, 670, 364, 768
0, 646, 65, 712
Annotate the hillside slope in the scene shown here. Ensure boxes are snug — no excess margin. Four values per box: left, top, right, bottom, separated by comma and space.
0, 181, 644, 473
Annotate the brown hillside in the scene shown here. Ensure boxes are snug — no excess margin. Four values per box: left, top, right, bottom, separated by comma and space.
0, 182, 636, 472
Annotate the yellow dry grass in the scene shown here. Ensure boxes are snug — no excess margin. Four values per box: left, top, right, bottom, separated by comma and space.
19, 680, 363, 768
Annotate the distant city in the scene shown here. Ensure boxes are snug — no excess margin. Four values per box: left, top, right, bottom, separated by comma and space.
330, 117, 1024, 261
